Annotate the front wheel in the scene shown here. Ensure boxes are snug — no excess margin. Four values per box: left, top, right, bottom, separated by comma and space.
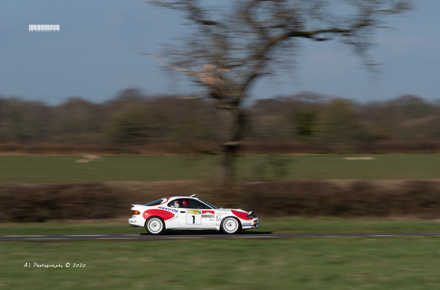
145, 217, 165, 235
221, 217, 240, 234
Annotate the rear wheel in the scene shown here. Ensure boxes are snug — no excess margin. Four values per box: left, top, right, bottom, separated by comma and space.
221, 217, 240, 234
145, 217, 164, 235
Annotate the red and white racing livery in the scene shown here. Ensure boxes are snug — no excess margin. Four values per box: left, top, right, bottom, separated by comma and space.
128, 195, 259, 234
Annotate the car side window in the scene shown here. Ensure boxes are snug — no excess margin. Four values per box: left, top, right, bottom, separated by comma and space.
144, 199, 164, 206
186, 200, 202, 209
168, 199, 195, 208
167, 199, 209, 209
168, 200, 180, 208
198, 202, 209, 209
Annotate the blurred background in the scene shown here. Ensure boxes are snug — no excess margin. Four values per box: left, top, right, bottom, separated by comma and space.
2, 1, 440, 289
0, 91, 440, 154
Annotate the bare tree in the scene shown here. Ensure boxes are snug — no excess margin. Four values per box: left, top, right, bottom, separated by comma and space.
145, 0, 412, 185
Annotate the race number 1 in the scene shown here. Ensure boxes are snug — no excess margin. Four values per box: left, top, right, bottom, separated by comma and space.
186, 210, 201, 225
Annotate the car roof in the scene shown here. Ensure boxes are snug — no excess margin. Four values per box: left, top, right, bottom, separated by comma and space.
162, 196, 216, 209
167, 196, 200, 200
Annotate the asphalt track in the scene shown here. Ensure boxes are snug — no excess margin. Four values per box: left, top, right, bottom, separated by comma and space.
2, 232, 440, 241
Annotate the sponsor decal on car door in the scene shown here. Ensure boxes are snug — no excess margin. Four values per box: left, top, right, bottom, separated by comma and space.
186, 209, 201, 225
201, 210, 216, 226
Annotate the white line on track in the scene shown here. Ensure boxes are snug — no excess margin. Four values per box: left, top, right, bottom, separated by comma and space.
232, 236, 275, 238
97, 237, 134, 240
65, 235, 108, 237
368, 235, 398, 237
25, 238, 68, 240
4, 235, 46, 238
297, 235, 356, 238
162, 237, 203, 239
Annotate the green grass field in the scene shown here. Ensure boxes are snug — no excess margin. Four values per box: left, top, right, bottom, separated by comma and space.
3, 154, 440, 289
1, 217, 440, 235
2, 237, 440, 289
1, 155, 440, 183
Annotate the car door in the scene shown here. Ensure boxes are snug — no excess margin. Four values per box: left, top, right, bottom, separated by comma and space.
177, 199, 202, 228
200, 203, 216, 228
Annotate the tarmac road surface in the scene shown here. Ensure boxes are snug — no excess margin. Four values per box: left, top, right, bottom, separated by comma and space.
2, 232, 440, 241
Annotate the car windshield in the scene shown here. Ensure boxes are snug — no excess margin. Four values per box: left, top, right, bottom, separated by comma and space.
198, 199, 218, 209
143, 199, 164, 206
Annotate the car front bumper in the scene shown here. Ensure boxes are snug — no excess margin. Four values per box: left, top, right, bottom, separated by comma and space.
241, 218, 259, 230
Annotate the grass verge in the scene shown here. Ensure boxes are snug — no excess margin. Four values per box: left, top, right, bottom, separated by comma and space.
2, 237, 440, 289
1, 217, 440, 235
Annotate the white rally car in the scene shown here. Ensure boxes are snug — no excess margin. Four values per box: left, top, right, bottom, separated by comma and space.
128, 195, 259, 234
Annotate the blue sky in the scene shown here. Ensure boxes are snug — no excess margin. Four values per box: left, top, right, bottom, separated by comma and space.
1, 0, 439, 104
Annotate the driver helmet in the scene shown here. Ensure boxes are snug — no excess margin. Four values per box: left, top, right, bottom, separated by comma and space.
182, 200, 190, 208
173, 200, 179, 208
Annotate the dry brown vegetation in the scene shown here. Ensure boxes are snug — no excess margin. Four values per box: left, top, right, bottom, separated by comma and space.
2, 140, 440, 155
0, 142, 218, 155
243, 180, 440, 219
2, 180, 440, 222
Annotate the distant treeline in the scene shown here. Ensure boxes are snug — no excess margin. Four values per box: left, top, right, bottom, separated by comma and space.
1, 89, 440, 154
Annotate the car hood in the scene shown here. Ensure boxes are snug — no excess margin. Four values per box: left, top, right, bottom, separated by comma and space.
218, 208, 252, 214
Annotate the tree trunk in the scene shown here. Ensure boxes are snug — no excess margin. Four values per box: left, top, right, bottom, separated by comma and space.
217, 143, 238, 186
213, 101, 247, 186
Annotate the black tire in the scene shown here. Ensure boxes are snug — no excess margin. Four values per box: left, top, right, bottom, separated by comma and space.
145, 217, 165, 235
221, 217, 240, 234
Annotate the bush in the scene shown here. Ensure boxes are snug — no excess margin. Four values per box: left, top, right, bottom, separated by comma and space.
0, 181, 222, 222
0, 183, 126, 222
242, 180, 440, 219
2, 180, 440, 222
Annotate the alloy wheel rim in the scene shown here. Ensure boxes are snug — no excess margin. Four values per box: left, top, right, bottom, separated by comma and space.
149, 220, 162, 233
225, 219, 237, 232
